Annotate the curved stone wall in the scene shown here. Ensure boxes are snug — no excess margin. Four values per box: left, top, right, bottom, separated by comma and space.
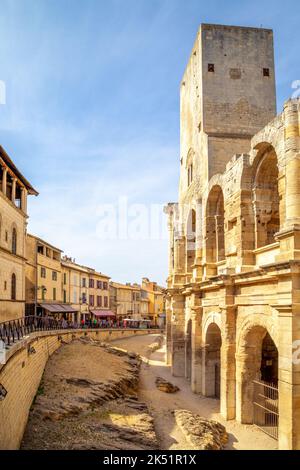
0, 328, 162, 450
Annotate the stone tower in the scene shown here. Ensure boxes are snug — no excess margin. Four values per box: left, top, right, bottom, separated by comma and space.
180, 24, 276, 197
166, 23, 300, 449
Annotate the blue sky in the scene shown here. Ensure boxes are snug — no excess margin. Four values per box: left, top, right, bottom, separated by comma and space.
0, 0, 299, 285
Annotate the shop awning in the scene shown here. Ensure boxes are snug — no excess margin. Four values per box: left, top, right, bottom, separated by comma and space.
39, 303, 78, 314
123, 318, 151, 322
90, 310, 116, 318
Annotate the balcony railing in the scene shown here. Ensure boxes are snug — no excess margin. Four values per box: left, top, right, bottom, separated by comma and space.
0, 315, 62, 347
0, 315, 160, 348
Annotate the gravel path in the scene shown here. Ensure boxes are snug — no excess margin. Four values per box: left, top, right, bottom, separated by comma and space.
112, 334, 278, 451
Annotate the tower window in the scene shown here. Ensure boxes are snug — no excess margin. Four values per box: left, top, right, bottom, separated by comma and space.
208, 63, 215, 72
188, 164, 193, 186
263, 68, 270, 77
230, 68, 241, 79
11, 273, 16, 300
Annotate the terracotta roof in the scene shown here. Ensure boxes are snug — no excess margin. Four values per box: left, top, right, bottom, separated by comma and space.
110, 281, 137, 290
27, 233, 63, 253
0, 145, 38, 195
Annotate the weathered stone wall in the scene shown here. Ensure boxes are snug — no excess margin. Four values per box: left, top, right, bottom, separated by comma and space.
0, 328, 162, 450
166, 21, 300, 449
201, 25, 276, 136
179, 24, 277, 203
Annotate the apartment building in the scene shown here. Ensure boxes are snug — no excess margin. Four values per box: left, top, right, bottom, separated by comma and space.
0, 146, 37, 322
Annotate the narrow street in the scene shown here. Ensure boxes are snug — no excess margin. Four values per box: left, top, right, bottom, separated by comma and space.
112, 334, 278, 451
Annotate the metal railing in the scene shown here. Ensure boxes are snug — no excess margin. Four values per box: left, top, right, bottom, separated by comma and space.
0, 316, 161, 348
253, 379, 279, 440
0, 316, 62, 347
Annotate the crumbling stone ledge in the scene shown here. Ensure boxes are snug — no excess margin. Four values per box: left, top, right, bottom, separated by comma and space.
174, 410, 228, 450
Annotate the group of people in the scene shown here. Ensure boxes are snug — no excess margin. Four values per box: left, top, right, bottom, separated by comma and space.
80, 318, 117, 329
58, 317, 153, 330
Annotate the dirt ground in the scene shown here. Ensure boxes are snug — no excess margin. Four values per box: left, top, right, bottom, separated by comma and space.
22, 334, 278, 450
112, 333, 278, 451
21, 340, 157, 450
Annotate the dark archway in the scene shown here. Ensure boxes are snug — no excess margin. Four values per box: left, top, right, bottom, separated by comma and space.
204, 322, 222, 398
253, 146, 280, 248
238, 325, 278, 425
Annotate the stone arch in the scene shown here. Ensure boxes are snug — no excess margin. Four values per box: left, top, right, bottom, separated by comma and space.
236, 316, 279, 424
204, 173, 224, 198
203, 320, 222, 399
252, 143, 281, 248
205, 185, 225, 265
203, 312, 222, 338
250, 115, 284, 168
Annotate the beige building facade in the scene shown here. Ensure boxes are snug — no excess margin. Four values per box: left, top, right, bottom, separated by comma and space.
87, 268, 111, 322
0, 147, 37, 322
110, 282, 149, 321
25, 234, 78, 318
26, 245, 111, 323
110, 282, 138, 320
61, 257, 90, 322
165, 24, 300, 449
142, 278, 166, 326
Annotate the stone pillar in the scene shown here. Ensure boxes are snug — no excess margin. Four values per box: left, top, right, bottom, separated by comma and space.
276, 100, 300, 262
11, 178, 16, 204
194, 199, 203, 280
191, 300, 203, 393
284, 99, 300, 228
2, 166, 7, 196
216, 214, 225, 261
165, 297, 172, 365
21, 187, 27, 214
220, 302, 236, 420
276, 286, 300, 450
173, 235, 186, 285
171, 293, 186, 377
203, 215, 217, 278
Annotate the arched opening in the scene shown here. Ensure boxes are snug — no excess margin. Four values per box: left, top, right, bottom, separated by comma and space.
12, 227, 17, 255
185, 319, 192, 381
238, 325, 278, 437
261, 332, 278, 384
186, 209, 196, 274
205, 186, 225, 264
11, 273, 16, 300
253, 146, 280, 248
204, 323, 222, 398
